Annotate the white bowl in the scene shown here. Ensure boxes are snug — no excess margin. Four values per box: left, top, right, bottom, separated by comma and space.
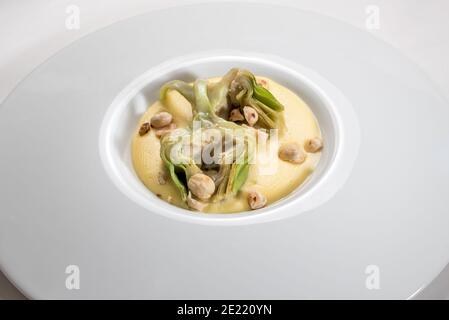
99, 52, 360, 225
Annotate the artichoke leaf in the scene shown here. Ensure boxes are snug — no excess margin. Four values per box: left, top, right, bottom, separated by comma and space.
160, 80, 195, 104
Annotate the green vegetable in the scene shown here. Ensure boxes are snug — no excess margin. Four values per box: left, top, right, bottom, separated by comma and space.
158, 68, 283, 207
160, 80, 194, 104
208, 68, 239, 116
193, 79, 214, 115
160, 129, 202, 201
229, 69, 285, 130
251, 78, 284, 112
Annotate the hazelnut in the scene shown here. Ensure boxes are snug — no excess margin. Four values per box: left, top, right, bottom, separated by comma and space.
157, 171, 167, 185
304, 137, 323, 153
150, 111, 173, 128
243, 106, 258, 126
229, 108, 245, 122
155, 123, 177, 138
138, 122, 151, 136
278, 143, 307, 164
257, 79, 269, 89
187, 193, 207, 211
187, 173, 215, 200
247, 190, 267, 210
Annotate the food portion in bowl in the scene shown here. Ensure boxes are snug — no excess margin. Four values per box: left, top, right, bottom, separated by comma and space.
132, 68, 322, 213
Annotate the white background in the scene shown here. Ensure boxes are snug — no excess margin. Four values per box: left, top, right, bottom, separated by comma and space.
0, 0, 448, 299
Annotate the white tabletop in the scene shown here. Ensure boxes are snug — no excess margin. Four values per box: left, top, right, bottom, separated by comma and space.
1, 0, 448, 300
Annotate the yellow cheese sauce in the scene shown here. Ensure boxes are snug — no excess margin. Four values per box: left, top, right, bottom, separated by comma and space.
132, 77, 322, 213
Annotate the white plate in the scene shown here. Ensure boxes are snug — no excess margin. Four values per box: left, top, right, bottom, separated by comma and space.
1, 3, 448, 299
